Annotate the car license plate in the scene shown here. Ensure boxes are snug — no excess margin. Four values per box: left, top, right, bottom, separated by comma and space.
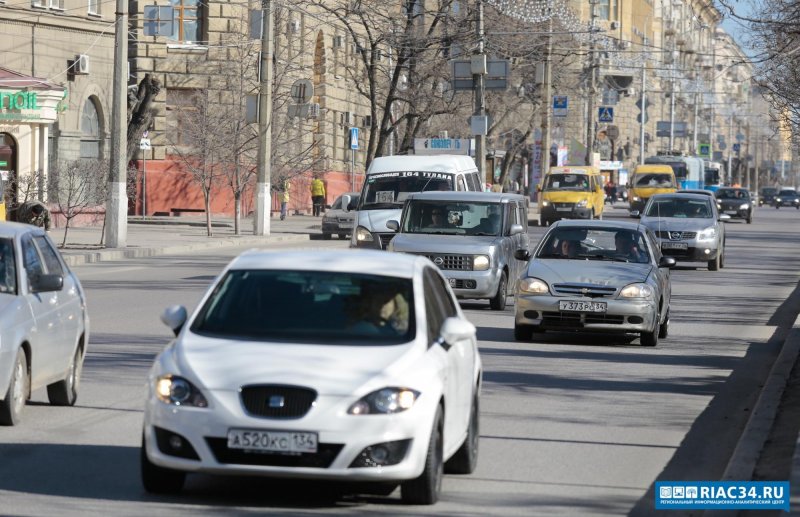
556, 207, 572, 212
227, 429, 318, 453
448, 278, 457, 287
559, 300, 607, 313
661, 241, 688, 250
725, 210, 738, 215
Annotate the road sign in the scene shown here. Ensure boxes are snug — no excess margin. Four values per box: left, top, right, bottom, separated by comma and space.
736, 133, 745, 142
139, 138, 151, 150
605, 125, 620, 140
733, 143, 741, 152
598, 107, 614, 123
553, 95, 568, 117
635, 98, 652, 110
698, 143, 711, 157
350, 127, 359, 150
636, 113, 649, 124
290, 79, 313, 104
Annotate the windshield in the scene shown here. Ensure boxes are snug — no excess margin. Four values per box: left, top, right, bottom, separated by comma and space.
403, 201, 504, 236
537, 227, 650, 264
761, 188, 777, 195
635, 173, 675, 188
778, 189, 797, 196
716, 189, 748, 200
644, 198, 712, 218
359, 171, 454, 210
543, 173, 591, 191
191, 270, 415, 344
0, 237, 17, 294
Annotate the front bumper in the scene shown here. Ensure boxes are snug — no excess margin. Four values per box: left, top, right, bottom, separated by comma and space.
143, 389, 437, 482
440, 268, 502, 299
322, 220, 353, 235
515, 294, 658, 333
541, 204, 593, 221
659, 241, 720, 261
720, 208, 750, 219
775, 200, 800, 207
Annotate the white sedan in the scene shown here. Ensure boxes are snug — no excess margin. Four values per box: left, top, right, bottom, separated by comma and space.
141, 250, 482, 504
0, 222, 89, 425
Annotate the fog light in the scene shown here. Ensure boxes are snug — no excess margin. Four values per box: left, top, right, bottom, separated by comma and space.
349, 439, 411, 468
524, 310, 540, 319
628, 316, 644, 324
169, 435, 183, 450
153, 426, 200, 460
704, 249, 711, 255
465, 280, 477, 289
370, 446, 389, 463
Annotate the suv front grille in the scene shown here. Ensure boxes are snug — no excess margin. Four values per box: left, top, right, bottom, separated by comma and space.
423, 254, 473, 271
657, 231, 697, 240
240, 385, 317, 419
542, 312, 624, 325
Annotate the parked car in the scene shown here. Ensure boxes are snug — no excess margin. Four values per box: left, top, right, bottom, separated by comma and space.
0, 223, 89, 425
321, 192, 359, 239
142, 250, 482, 504
636, 193, 729, 271
715, 187, 753, 224
387, 192, 529, 311
774, 188, 800, 209
759, 187, 778, 206
513, 220, 674, 346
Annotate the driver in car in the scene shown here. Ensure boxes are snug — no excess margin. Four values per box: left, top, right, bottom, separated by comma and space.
614, 231, 647, 263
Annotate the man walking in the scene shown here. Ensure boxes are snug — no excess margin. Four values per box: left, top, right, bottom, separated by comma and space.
17, 200, 51, 231
280, 180, 290, 221
310, 176, 326, 217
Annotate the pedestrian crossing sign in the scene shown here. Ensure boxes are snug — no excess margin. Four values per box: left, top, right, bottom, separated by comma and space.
598, 107, 614, 123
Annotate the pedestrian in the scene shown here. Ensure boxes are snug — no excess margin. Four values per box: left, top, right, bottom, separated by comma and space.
310, 176, 326, 217
17, 200, 51, 231
280, 180, 290, 221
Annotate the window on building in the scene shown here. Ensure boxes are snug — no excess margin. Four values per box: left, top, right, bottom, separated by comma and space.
168, 0, 203, 43
31, 0, 45, 7
88, 0, 100, 15
165, 89, 197, 146
49, 0, 64, 9
597, 0, 610, 20
80, 98, 101, 159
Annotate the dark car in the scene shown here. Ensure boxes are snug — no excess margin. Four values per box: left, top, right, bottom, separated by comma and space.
774, 189, 800, 209
759, 187, 778, 206
715, 188, 753, 224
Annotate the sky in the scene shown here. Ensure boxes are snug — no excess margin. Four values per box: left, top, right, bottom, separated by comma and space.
717, 0, 756, 54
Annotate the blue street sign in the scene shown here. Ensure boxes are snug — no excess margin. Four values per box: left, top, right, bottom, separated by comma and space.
598, 107, 614, 123
350, 127, 359, 150
553, 95, 568, 117
733, 143, 741, 152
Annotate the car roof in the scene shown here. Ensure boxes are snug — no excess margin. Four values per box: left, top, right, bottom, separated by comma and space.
0, 222, 42, 239
679, 189, 714, 196
650, 193, 711, 201
228, 249, 423, 279
552, 219, 646, 232
367, 155, 477, 174
406, 191, 523, 203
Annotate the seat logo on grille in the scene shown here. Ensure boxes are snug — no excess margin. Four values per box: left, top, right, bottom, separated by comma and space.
669, 231, 682, 240
268, 395, 285, 408
433, 256, 444, 266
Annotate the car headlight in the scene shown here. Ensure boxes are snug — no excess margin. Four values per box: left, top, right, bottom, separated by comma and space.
155, 375, 208, 407
619, 283, 654, 299
740, 203, 749, 209
473, 255, 490, 271
776, 197, 782, 202
347, 388, 420, 415
355, 226, 374, 243
633, 196, 641, 202
697, 227, 717, 241
577, 199, 588, 207
519, 277, 549, 294
541, 200, 550, 207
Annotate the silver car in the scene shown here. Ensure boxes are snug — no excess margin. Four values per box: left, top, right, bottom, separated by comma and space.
0, 223, 89, 425
388, 192, 530, 310
321, 192, 359, 240
514, 220, 674, 346
637, 193, 729, 271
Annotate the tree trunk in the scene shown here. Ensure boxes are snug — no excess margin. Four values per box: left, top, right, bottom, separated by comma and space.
61, 217, 71, 247
234, 191, 241, 235
204, 192, 212, 237
126, 74, 162, 163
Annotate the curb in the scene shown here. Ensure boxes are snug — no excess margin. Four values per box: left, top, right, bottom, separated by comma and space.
60, 234, 311, 267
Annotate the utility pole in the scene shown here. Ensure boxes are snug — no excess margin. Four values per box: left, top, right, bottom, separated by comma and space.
473, 0, 486, 181
726, 110, 734, 184
540, 14, 553, 180
668, 67, 676, 152
104, 0, 128, 248
254, 0, 274, 236
692, 91, 699, 155
638, 34, 648, 165
585, 0, 598, 165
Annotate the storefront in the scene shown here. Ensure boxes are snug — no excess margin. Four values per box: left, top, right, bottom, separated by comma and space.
0, 67, 64, 220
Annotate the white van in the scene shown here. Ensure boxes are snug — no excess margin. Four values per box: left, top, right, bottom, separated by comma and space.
345, 155, 483, 249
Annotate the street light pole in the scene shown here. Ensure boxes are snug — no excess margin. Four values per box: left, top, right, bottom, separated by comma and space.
585, 0, 598, 165
541, 14, 553, 178
104, 0, 128, 248
254, 0, 274, 236
473, 0, 486, 181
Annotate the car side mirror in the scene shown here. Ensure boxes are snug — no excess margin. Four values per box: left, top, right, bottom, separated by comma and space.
437, 316, 475, 350
31, 273, 63, 293
659, 256, 677, 268
386, 220, 400, 232
161, 305, 188, 337
514, 249, 531, 261
719, 213, 731, 221
629, 210, 641, 218
341, 195, 351, 213
509, 224, 524, 236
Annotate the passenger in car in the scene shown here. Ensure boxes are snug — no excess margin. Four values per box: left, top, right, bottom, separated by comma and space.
0, 241, 16, 293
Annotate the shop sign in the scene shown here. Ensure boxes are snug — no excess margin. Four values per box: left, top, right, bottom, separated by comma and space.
0, 90, 41, 121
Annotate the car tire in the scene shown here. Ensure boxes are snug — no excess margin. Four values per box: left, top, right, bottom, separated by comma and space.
708, 252, 720, 271
141, 436, 186, 494
489, 272, 508, 311
401, 406, 443, 505
658, 308, 669, 339
322, 232, 332, 240
47, 345, 83, 406
719, 246, 725, 269
514, 323, 533, 341
338, 233, 347, 239
747, 215, 752, 224
776, 205, 780, 210
641, 323, 659, 347
445, 392, 479, 474
0, 348, 28, 426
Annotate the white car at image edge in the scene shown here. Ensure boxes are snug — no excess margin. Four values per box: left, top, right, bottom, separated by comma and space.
141, 249, 482, 505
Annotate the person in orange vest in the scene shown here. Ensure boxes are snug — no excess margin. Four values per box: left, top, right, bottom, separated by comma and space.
310, 177, 326, 216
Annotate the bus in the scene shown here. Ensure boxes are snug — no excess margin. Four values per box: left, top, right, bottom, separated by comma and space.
703, 160, 723, 192
645, 154, 705, 190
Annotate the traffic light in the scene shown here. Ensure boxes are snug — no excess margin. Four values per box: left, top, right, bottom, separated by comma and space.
636, 98, 651, 124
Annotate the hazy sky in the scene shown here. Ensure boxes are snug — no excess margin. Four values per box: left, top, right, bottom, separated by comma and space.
717, 0, 755, 52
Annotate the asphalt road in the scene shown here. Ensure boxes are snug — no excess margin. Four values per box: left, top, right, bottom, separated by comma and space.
1, 205, 799, 516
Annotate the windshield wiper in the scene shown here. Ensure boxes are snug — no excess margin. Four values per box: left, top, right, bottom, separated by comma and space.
471, 232, 497, 236
583, 254, 630, 263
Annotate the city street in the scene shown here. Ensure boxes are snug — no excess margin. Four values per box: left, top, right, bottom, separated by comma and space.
0, 206, 798, 516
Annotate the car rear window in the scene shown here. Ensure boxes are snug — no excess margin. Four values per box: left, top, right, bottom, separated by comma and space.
191, 270, 415, 344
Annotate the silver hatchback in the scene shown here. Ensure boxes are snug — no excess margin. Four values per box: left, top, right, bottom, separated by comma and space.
388, 192, 530, 310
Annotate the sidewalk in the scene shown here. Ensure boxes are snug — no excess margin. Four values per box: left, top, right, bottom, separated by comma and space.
51, 214, 320, 266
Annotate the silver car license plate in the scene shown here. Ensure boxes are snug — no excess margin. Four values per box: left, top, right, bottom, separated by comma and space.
556, 207, 572, 212
227, 429, 318, 453
559, 300, 607, 313
661, 242, 688, 250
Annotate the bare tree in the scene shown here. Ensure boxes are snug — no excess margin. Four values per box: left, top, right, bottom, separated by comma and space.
50, 159, 107, 247
127, 74, 162, 163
